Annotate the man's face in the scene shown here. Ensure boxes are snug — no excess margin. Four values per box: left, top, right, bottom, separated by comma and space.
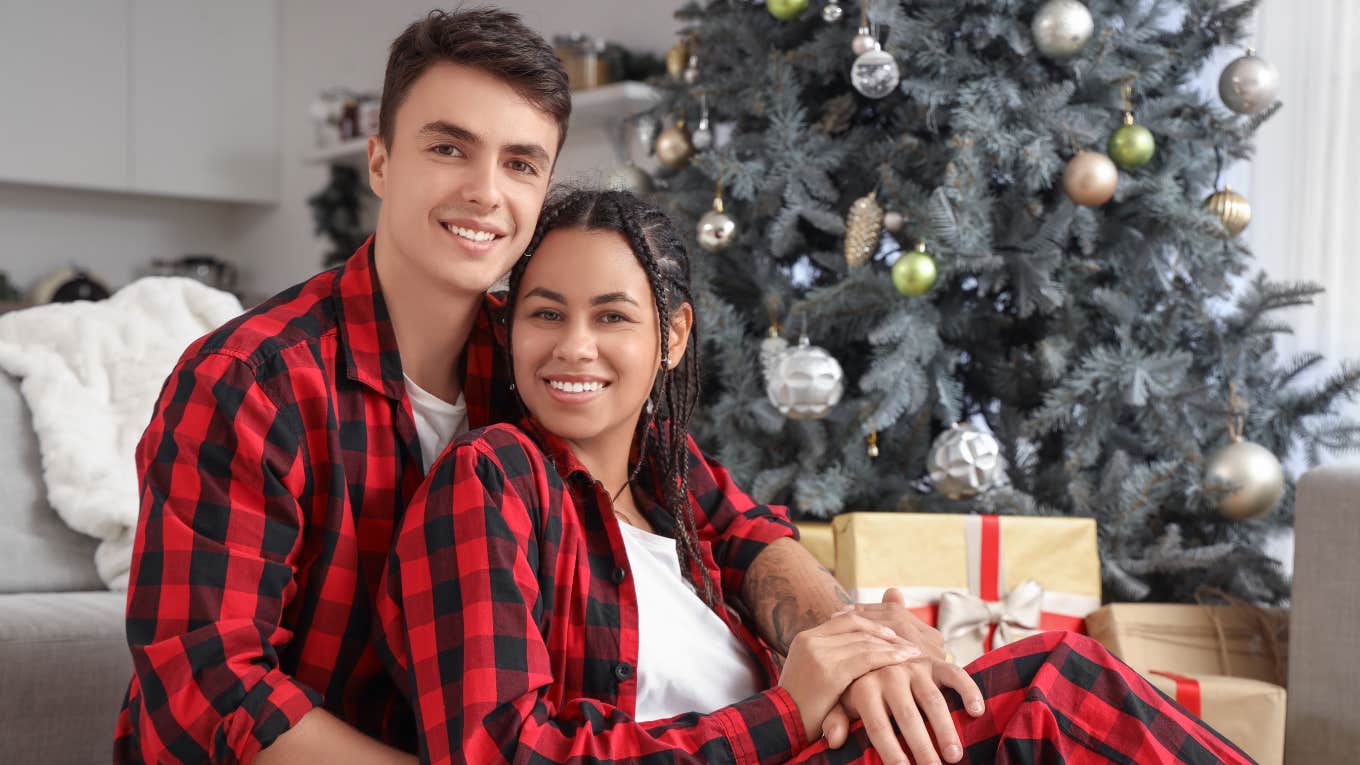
368, 62, 559, 296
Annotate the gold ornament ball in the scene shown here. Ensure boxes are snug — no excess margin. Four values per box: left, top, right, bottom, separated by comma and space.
766, 0, 809, 21
1205, 439, 1285, 520
892, 243, 937, 296
697, 209, 737, 252
1107, 123, 1156, 169
1203, 186, 1252, 237
654, 125, 694, 169
666, 41, 688, 80
1062, 150, 1118, 207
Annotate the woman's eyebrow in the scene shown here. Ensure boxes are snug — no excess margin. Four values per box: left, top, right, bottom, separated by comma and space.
591, 292, 639, 307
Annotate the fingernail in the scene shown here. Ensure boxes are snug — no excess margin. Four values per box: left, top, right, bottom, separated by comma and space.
969, 701, 985, 714
946, 744, 962, 761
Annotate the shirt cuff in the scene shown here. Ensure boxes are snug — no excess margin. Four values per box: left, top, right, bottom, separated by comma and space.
712, 686, 808, 765
223, 668, 324, 764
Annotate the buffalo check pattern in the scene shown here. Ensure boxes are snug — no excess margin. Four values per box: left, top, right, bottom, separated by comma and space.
112, 239, 797, 763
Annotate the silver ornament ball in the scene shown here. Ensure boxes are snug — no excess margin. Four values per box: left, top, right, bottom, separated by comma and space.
1205, 439, 1285, 520
697, 209, 737, 252
851, 46, 900, 99
1218, 52, 1279, 115
852, 28, 877, 55
691, 118, 714, 150
605, 163, 652, 194
928, 423, 1004, 500
1031, 0, 1094, 60
765, 336, 844, 419
822, 1, 844, 22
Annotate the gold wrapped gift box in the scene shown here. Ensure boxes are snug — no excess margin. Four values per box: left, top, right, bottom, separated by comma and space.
1146, 671, 1286, 765
794, 521, 835, 572
830, 512, 1101, 665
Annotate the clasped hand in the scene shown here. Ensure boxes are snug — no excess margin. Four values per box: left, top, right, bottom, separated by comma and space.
778, 588, 985, 765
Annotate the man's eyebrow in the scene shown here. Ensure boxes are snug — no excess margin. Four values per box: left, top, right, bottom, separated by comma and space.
591, 292, 639, 307
417, 120, 551, 166
417, 120, 479, 145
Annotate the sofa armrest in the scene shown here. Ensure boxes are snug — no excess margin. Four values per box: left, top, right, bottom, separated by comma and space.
0, 590, 129, 764
1285, 463, 1360, 762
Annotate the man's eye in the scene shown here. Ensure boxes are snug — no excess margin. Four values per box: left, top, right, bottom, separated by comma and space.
508, 160, 539, 175
432, 144, 462, 157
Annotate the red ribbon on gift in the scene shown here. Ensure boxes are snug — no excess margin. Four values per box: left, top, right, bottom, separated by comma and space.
907, 515, 1087, 650
1150, 670, 1203, 717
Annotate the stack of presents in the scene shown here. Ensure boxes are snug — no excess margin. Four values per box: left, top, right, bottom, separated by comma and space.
797, 513, 1288, 765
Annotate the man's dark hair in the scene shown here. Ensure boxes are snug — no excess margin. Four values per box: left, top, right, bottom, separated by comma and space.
379, 8, 571, 152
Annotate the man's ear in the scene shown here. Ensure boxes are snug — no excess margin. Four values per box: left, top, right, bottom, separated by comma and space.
367, 135, 388, 199
665, 303, 694, 368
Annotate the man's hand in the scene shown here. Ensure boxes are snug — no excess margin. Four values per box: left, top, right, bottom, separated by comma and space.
820, 589, 986, 765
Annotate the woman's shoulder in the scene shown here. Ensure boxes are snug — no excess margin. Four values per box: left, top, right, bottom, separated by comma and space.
443, 422, 561, 488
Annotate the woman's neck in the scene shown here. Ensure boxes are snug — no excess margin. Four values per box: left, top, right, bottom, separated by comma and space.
562, 422, 638, 511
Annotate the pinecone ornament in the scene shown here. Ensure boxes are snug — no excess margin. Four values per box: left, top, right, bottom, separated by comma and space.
844, 191, 883, 267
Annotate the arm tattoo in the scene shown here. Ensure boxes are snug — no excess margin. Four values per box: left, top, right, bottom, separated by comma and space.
742, 538, 854, 654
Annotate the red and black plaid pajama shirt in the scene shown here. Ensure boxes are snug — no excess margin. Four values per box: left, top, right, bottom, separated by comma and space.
380, 423, 1256, 765
113, 240, 797, 763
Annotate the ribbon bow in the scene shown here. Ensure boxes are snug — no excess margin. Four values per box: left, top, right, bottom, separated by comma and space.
937, 579, 1045, 666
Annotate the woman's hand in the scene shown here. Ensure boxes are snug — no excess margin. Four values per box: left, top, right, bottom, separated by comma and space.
778, 609, 921, 743
821, 589, 987, 765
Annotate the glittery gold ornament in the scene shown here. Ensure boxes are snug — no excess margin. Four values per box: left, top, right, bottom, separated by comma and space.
666, 40, 689, 80
843, 191, 883, 267
1203, 186, 1252, 237
655, 123, 694, 170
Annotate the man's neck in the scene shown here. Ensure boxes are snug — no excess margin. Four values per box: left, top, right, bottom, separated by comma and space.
372, 227, 482, 404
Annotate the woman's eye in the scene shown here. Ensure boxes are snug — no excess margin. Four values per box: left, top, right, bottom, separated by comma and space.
531, 309, 561, 321
600, 312, 629, 324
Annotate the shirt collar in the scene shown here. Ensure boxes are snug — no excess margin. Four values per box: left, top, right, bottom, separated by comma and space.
333, 236, 510, 409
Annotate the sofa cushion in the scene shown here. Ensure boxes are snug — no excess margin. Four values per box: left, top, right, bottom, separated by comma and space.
0, 590, 129, 763
0, 372, 104, 593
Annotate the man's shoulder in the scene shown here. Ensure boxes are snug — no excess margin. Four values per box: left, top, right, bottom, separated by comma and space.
188, 268, 342, 373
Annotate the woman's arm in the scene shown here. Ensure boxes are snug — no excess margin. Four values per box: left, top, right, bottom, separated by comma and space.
378, 435, 807, 765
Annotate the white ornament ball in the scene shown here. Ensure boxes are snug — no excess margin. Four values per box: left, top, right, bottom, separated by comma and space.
851, 46, 900, 100
883, 210, 904, 233
822, 1, 844, 22
1031, 0, 1094, 60
1205, 439, 1285, 520
852, 28, 877, 56
605, 164, 652, 194
1218, 52, 1279, 115
697, 209, 737, 252
928, 423, 1004, 500
765, 336, 844, 419
691, 121, 714, 151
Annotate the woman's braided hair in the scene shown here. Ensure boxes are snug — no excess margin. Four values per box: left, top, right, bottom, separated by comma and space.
505, 187, 718, 607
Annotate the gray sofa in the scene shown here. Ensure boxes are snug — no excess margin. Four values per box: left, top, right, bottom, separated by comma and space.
0, 371, 129, 763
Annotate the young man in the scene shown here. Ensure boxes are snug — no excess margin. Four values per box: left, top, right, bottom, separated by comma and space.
114, 9, 946, 764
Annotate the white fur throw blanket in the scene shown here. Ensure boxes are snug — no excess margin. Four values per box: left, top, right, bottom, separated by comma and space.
0, 277, 243, 589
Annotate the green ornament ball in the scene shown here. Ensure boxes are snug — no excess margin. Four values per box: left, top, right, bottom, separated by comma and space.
892, 245, 937, 296
1107, 122, 1156, 169
766, 0, 809, 21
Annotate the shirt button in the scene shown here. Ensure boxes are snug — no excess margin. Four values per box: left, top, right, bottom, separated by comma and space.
614, 662, 633, 681
611, 566, 627, 584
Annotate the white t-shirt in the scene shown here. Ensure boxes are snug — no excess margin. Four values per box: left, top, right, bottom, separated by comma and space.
618, 521, 764, 721
403, 374, 468, 474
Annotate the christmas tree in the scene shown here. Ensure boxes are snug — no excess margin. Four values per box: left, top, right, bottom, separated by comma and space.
632, 0, 1360, 603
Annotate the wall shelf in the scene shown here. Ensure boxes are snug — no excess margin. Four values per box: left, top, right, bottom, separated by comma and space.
303, 80, 660, 166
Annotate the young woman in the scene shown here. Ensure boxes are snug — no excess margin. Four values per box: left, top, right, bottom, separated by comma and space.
378, 189, 1254, 765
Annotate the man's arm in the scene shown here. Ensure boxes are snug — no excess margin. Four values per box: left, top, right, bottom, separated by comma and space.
740, 537, 853, 655
255, 710, 414, 765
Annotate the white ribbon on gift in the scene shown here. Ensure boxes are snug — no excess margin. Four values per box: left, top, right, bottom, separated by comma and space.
936, 579, 1045, 666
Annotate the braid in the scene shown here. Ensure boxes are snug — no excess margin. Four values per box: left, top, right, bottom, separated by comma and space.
510, 186, 719, 608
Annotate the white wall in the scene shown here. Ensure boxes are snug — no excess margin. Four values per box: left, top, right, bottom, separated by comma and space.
233, 0, 680, 297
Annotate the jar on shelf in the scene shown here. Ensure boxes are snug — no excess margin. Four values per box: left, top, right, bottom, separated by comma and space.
553, 33, 610, 91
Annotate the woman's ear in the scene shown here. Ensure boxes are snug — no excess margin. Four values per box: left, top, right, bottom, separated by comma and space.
665, 303, 694, 369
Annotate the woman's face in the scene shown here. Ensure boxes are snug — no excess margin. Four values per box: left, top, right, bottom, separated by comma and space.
511, 226, 691, 451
